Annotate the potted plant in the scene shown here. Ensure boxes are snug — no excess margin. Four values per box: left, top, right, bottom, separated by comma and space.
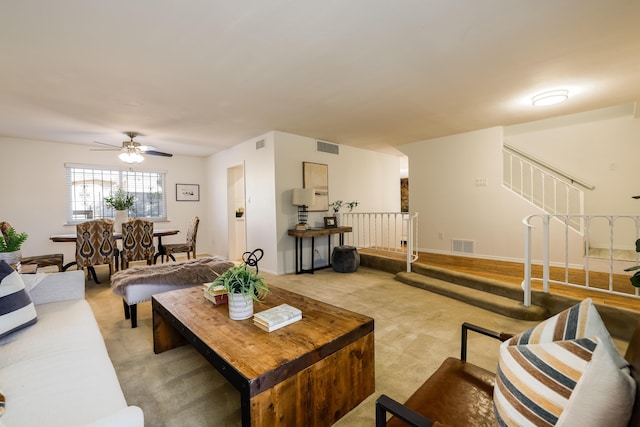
208, 263, 269, 320
104, 189, 135, 232
0, 222, 28, 266
329, 200, 359, 225
235, 207, 244, 218
104, 188, 135, 211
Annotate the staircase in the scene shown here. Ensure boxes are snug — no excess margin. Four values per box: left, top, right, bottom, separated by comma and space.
360, 252, 547, 320
397, 265, 548, 320
359, 251, 640, 339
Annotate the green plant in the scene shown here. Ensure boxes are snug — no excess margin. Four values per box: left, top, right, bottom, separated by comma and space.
0, 226, 28, 252
208, 263, 269, 301
104, 189, 135, 210
329, 200, 359, 214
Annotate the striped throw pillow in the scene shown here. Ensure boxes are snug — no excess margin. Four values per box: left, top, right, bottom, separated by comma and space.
507, 298, 628, 370
494, 336, 635, 426
0, 260, 37, 338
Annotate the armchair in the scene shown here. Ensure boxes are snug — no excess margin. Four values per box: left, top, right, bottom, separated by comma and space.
377, 306, 640, 427
376, 323, 511, 427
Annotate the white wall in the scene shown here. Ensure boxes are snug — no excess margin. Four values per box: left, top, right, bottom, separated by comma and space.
0, 137, 208, 265
273, 131, 402, 274
506, 105, 640, 253
207, 130, 401, 275
399, 105, 640, 265
205, 132, 278, 272
399, 127, 540, 262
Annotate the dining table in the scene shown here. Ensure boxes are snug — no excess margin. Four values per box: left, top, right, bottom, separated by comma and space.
50, 228, 180, 271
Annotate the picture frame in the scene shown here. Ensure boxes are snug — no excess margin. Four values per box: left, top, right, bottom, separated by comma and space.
324, 216, 337, 228
176, 183, 200, 201
303, 162, 329, 211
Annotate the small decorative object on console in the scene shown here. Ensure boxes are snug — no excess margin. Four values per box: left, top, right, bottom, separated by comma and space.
253, 303, 302, 332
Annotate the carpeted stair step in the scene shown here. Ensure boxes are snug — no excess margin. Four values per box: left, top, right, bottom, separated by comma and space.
395, 271, 548, 321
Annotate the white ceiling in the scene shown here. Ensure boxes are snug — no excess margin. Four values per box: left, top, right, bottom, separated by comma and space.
2, 1, 640, 158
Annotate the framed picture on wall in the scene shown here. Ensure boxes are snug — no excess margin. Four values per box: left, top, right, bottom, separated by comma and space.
176, 183, 200, 201
303, 162, 329, 211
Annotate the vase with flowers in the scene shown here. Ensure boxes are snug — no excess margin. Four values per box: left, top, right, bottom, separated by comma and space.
328, 200, 359, 226
104, 189, 135, 233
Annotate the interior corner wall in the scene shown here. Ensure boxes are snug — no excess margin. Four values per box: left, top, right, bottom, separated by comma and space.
504, 106, 640, 252
205, 132, 279, 273
398, 127, 539, 262
273, 131, 402, 274
399, 105, 640, 265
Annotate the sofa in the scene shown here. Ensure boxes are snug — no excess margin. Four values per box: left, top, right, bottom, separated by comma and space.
0, 266, 143, 427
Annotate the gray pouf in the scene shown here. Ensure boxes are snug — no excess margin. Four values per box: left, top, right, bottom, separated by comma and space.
332, 246, 360, 273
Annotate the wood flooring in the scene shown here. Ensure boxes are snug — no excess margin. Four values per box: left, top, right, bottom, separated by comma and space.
360, 249, 640, 313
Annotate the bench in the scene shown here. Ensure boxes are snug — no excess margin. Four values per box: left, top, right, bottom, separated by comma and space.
376, 303, 640, 426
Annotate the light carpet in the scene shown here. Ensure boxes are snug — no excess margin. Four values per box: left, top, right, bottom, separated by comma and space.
85, 265, 544, 426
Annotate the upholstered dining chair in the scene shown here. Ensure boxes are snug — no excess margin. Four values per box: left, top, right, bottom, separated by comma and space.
160, 216, 199, 262
120, 218, 155, 270
75, 219, 119, 283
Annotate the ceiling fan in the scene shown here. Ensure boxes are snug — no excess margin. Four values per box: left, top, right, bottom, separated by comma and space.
91, 132, 173, 163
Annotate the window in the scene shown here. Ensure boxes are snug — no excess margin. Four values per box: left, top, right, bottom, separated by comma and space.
65, 164, 167, 224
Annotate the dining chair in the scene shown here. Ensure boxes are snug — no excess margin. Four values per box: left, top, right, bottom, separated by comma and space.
120, 218, 155, 269
160, 216, 199, 262
75, 219, 119, 283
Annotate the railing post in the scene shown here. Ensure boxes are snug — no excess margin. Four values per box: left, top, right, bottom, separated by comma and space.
522, 216, 532, 307
406, 215, 412, 273
543, 215, 550, 293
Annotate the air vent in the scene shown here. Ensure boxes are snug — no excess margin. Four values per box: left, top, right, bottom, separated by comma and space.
452, 239, 475, 254
317, 140, 339, 155
256, 139, 265, 150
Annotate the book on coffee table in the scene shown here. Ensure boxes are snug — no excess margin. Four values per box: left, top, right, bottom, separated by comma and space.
253, 304, 302, 332
203, 285, 228, 305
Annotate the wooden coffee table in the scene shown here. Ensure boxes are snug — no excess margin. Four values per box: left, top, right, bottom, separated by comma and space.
152, 285, 375, 427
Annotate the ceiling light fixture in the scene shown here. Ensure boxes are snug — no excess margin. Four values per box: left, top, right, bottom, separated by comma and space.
118, 151, 144, 163
531, 89, 569, 107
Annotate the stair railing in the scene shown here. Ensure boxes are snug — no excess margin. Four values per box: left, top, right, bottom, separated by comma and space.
522, 213, 640, 307
503, 144, 592, 233
340, 212, 419, 272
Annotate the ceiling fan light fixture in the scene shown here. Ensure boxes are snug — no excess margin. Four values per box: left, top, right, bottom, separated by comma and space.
531, 89, 569, 107
119, 151, 144, 163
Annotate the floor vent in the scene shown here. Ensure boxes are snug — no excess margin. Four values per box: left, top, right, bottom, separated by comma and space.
317, 140, 339, 155
452, 239, 475, 254
256, 139, 265, 150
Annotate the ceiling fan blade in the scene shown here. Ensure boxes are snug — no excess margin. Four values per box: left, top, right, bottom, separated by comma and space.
90, 148, 121, 151
92, 140, 121, 148
144, 150, 173, 157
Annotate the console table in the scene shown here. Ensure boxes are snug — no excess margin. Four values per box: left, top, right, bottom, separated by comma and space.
287, 226, 352, 274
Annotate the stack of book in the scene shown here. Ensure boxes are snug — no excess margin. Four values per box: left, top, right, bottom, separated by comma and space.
253, 304, 302, 332
203, 284, 228, 305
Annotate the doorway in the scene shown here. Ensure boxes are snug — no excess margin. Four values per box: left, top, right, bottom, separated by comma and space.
227, 164, 246, 261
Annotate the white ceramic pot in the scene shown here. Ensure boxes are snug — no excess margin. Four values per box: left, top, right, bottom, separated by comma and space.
228, 293, 254, 320
114, 210, 128, 233
0, 250, 21, 267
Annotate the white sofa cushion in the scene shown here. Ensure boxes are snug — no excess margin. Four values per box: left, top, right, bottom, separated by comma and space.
0, 299, 129, 426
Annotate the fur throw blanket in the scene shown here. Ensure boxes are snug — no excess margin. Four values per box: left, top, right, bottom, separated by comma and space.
110, 257, 235, 296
